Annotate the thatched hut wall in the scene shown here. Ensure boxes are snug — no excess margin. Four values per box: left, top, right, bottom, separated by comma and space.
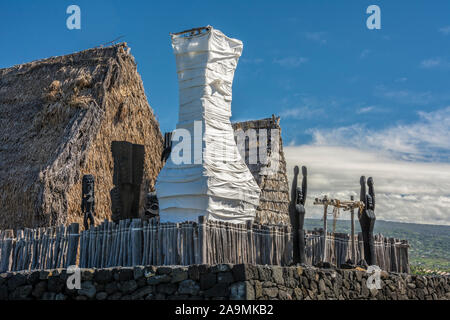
0, 43, 163, 229
232, 116, 290, 225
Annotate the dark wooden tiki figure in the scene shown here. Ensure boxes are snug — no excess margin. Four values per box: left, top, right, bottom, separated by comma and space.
144, 191, 159, 219
82, 174, 95, 230
110, 141, 145, 223
289, 165, 307, 264
161, 132, 173, 162
358, 176, 377, 266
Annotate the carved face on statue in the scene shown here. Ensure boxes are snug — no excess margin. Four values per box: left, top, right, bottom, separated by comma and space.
145, 192, 159, 218
366, 177, 375, 211
366, 194, 374, 211
296, 187, 303, 205
85, 183, 93, 197
82, 175, 95, 210
82, 175, 94, 198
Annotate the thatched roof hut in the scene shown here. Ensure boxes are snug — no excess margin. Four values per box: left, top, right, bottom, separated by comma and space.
232, 116, 290, 225
0, 43, 163, 229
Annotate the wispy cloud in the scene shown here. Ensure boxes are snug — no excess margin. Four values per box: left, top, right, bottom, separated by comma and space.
374, 85, 434, 105
439, 26, 450, 35
347, 75, 360, 83
309, 106, 450, 162
356, 106, 375, 114
359, 49, 370, 59
273, 56, 308, 68
395, 77, 408, 83
284, 145, 450, 225
304, 32, 327, 45
279, 94, 341, 120
280, 105, 323, 120
420, 57, 450, 69
241, 57, 264, 64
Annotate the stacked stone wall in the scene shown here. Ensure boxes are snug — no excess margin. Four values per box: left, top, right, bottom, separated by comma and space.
0, 264, 448, 300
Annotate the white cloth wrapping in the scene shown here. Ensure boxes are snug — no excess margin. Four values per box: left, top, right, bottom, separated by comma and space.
156, 26, 261, 223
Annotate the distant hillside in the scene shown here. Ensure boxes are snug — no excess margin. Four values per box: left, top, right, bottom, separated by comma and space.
304, 218, 450, 272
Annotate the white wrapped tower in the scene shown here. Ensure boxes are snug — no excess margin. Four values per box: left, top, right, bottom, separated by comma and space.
156, 26, 261, 223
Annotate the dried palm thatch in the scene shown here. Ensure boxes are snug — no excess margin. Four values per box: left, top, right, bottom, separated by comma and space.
0, 43, 163, 230
232, 116, 290, 225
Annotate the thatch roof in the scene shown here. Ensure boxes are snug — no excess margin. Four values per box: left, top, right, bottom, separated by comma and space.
232, 116, 290, 225
0, 43, 163, 229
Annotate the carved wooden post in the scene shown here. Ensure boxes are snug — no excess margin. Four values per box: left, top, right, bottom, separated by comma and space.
161, 131, 173, 162
358, 176, 377, 266
82, 174, 95, 230
298, 166, 307, 265
110, 141, 145, 222
289, 165, 307, 265
350, 195, 356, 263
323, 200, 328, 263
289, 166, 299, 264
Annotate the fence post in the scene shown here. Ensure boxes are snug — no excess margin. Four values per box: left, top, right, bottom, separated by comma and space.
246, 221, 253, 264
403, 240, 410, 273
131, 219, 142, 266
323, 204, 328, 263
66, 223, 79, 268
0, 230, 14, 272
198, 216, 206, 264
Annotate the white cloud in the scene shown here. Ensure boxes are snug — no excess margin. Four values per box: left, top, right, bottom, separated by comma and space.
278, 94, 343, 120
286, 107, 450, 225
356, 106, 374, 114
304, 32, 327, 45
241, 57, 264, 64
421, 58, 441, 68
273, 56, 308, 68
309, 106, 450, 162
284, 145, 450, 225
360, 49, 370, 59
281, 94, 342, 116
439, 26, 450, 35
374, 85, 434, 105
347, 75, 360, 83
395, 77, 408, 83
420, 57, 450, 69
280, 106, 318, 120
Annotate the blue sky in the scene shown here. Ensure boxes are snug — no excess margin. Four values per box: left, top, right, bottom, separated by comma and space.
1, 1, 449, 224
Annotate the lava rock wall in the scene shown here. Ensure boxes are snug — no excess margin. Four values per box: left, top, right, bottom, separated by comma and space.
1, 264, 448, 300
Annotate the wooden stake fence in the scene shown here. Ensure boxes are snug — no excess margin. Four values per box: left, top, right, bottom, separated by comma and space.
0, 223, 79, 273
304, 229, 409, 273
1, 218, 409, 273
78, 218, 293, 267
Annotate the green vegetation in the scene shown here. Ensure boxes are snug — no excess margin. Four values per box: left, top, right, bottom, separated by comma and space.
304, 218, 450, 272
